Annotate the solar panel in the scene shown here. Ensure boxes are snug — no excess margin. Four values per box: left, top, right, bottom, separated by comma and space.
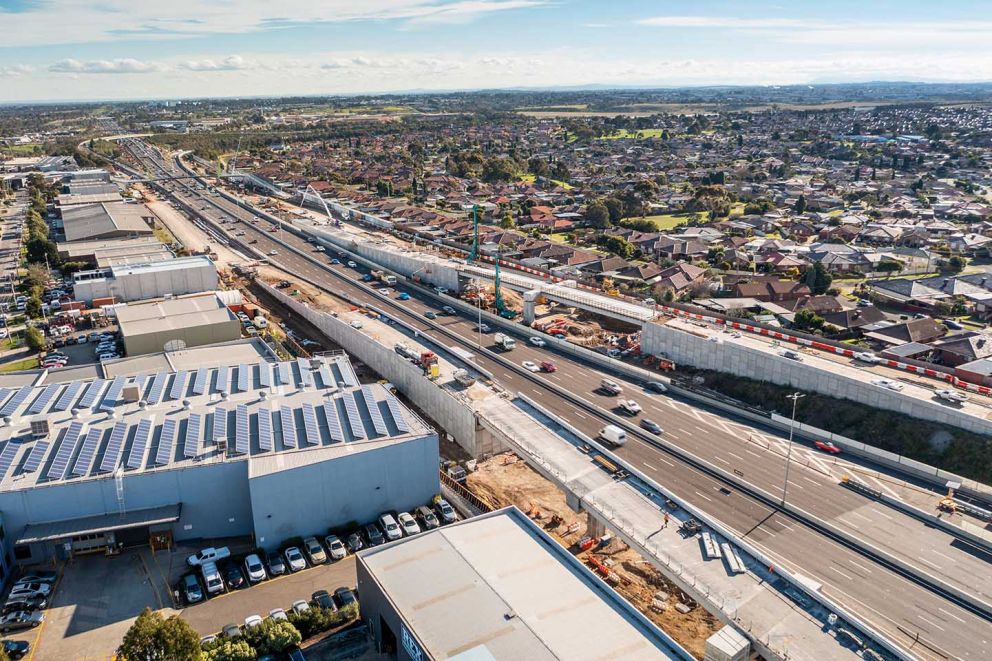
297, 358, 314, 388
53, 381, 83, 412
99, 420, 129, 472
78, 380, 108, 409
215, 366, 229, 394
237, 364, 250, 392
169, 370, 189, 400
277, 362, 292, 386
133, 374, 149, 395
155, 418, 177, 465
99, 376, 127, 411
0, 388, 12, 409
280, 406, 297, 448
340, 361, 358, 387
212, 407, 228, 442
183, 414, 202, 458
257, 408, 273, 451
317, 366, 335, 389
323, 401, 345, 442
344, 393, 366, 439
72, 430, 100, 476
28, 383, 61, 414
47, 420, 85, 480
126, 418, 153, 469
385, 395, 410, 433
146, 372, 169, 404
0, 441, 21, 479
192, 368, 208, 395
259, 363, 273, 387
0, 386, 33, 417
234, 404, 249, 454
361, 386, 388, 436
301, 404, 320, 446
22, 441, 49, 473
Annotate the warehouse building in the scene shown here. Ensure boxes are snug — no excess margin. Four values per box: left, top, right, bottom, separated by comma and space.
357, 507, 694, 661
59, 201, 154, 242
0, 348, 438, 565
116, 290, 239, 355
58, 236, 167, 266
73, 255, 218, 305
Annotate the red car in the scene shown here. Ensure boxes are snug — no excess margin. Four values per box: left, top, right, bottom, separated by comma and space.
540, 361, 557, 373
814, 440, 841, 454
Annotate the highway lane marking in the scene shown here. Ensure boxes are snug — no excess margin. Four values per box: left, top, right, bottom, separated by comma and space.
727, 451, 744, 462
930, 550, 954, 562
802, 476, 820, 486
847, 559, 874, 574
937, 607, 966, 624
574, 412, 586, 419
654, 455, 674, 467
642, 462, 658, 471
916, 614, 946, 632
868, 507, 894, 521
713, 456, 730, 465
917, 557, 942, 570
828, 565, 855, 581
837, 517, 860, 530
850, 511, 873, 522
693, 490, 713, 502
744, 448, 762, 458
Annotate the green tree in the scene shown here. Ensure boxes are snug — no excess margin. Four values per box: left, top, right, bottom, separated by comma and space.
805, 262, 832, 295
499, 212, 516, 230
603, 197, 624, 223
25, 295, 43, 319
603, 236, 634, 259
25, 326, 45, 352
118, 608, 203, 661
584, 201, 610, 229
876, 259, 904, 276
793, 194, 807, 214
946, 255, 966, 272
527, 157, 549, 179
246, 619, 302, 656
204, 640, 254, 661
793, 308, 825, 331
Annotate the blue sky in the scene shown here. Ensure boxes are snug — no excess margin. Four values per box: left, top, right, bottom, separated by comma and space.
1, 0, 991, 102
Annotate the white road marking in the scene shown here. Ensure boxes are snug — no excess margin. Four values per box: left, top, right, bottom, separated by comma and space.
655, 455, 675, 467
574, 412, 586, 419
847, 559, 873, 574
727, 451, 744, 462
917, 557, 942, 570
938, 607, 966, 624
693, 490, 713, 502
714, 456, 730, 465
745, 448, 762, 458
828, 565, 855, 581
917, 614, 946, 632
851, 511, 873, 522
642, 462, 657, 471
838, 517, 860, 530
931, 550, 955, 562
802, 476, 820, 486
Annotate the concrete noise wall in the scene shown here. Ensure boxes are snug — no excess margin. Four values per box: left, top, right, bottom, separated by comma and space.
643, 321, 992, 437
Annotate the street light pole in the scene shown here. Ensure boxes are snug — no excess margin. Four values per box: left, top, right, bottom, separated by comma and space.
781, 392, 805, 507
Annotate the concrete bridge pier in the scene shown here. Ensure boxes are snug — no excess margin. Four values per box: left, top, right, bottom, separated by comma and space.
523, 290, 541, 325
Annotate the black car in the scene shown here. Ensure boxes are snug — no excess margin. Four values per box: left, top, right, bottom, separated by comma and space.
2, 597, 46, 615
363, 523, 385, 547
334, 587, 357, 609
345, 532, 364, 553
266, 553, 286, 576
1, 640, 29, 660
224, 564, 245, 590
640, 418, 663, 435
645, 381, 668, 394
311, 590, 337, 611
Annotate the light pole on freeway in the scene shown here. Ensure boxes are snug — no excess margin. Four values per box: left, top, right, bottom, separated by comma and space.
781, 391, 805, 507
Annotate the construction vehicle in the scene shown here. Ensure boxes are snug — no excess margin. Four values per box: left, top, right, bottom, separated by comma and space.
371, 269, 397, 286
394, 342, 420, 362
493, 333, 516, 351
420, 351, 440, 380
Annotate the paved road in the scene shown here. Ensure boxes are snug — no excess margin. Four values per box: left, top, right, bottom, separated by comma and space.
126, 142, 991, 661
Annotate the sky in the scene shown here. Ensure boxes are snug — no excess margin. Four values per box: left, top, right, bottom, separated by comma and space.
1, 0, 991, 103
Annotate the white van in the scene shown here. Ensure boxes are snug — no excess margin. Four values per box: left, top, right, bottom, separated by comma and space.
598, 425, 627, 447
201, 561, 224, 595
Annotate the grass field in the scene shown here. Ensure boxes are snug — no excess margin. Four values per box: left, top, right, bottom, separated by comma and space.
0, 356, 37, 373
0, 144, 42, 156
518, 173, 536, 183
638, 213, 695, 230
598, 128, 667, 140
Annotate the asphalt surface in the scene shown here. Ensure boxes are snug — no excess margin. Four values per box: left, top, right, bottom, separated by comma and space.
125, 142, 991, 661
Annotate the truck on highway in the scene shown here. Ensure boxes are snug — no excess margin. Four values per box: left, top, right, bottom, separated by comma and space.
598, 425, 626, 447
371, 270, 397, 286
493, 333, 516, 351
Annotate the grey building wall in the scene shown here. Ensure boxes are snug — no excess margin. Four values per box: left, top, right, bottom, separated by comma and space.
248, 434, 439, 550
356, 558, 427, 660
122, 318, 242, 356
74, 261, 219, 304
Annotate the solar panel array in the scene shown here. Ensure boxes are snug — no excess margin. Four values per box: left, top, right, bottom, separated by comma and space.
169, 371, 189, 400
361, 386, 388, 436
47, 421, 85, 480
215, 366, 229, 394
183, 413, 202, 458
99, 420, 128, 472
146, 372, 169, 405
280, 405, 297, 448
28, 383, 61, 414
78, 380, 108, 409
298, 359, 314, 388
260, 363, 273, 387
53, 381, 83, 411
323, 401, 345, 442
340, 361, 358, 387
257, 408, 273, 451
0, 442, 21, 479
237, 364, 250, 392
192, 368, 209, 395
212, 407, 228, 442
126, 418, 153, 469
301, 403, 320, 446
343, 393, 366, 439
72, 430, 99, 476
22, 441, 49, 473
277, 362, 292, 386
156, 418, 177, 465
100, 377, 126, 411
384, 395, 410, 433
317, 366, 334, 389
234, 404, 249, 454
1, 386, 33, 417
0, 388, 11, 409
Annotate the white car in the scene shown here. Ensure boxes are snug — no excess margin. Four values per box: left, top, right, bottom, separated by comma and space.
284, 546, 306, 572
871, 378, 904, 391
350, 320, 363, 329
268, 608, 288, 622
244, 615, 263, 629
522, 361, 541, 372
378, 288, 390, 295
778, 349, 803, 361
618, 399, 642, 415
398, 512, 421, 536
323, 535, 347, 561
935, 389, 968, 403
268, 249, 278, 256
291, 600, 310, 615
853, 351, 881, 364
243, 554, 266, 583
529, 336, 546, 347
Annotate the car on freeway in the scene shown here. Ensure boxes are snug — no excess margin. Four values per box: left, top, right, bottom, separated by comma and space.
323, 535, 347, 561
330, 258, 340, 264
182, 574, 203, 604
853, 351, 881, 364
521, 361, 541, 373
618, 399, 642, 415
871, 378, 904, 391
349, 320, 363, 329
599, 379, 622, 395
312, 590, 337, 611
224, 564, 246, 590
284, 547, 307, 572
935, 389, 969, 404
424, 310, 437, 319
434, 498, 457, 524
345, 531, 364, 553
268, 608, 288, 622
398, 292, 410, 300
814, 440, 842, 454
346, 261, 357, 268
640, 419, 663, 435
645, 381, 668, 393
1, 640, 29, 660
398, 512, 421, 536
540, 361, 557, 372
361, 274, 373, 282
778, 349, 803, 361
334, 587, 358, 609
378, 288, 390, 295
479, 323, 491, 333
303, 537, 327, 565
291, 600, 310, 616
441, 305, 456, 315
268, 249, 278, 256
529, 336, 546, 347
244, 614, 263, 629
0, 612, 43, 633
243, 554, 267, 583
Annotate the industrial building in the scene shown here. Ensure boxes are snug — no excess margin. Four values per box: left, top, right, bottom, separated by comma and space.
0, 347, 438, 565
59, 201, 154, 242
57, 236, 168, 267
356, 507, 693, 661
73, 255, 218, 305
116, 290, 239, 355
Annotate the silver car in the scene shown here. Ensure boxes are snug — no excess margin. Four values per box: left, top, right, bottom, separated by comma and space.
323, 535, 347, 561
243, 554, 266, 583
284, 546, 306, 572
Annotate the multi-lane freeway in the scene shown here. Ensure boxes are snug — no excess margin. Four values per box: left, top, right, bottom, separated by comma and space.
123, 140, 992, 660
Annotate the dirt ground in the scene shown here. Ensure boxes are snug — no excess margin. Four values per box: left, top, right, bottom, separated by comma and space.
467, 454, 720, 659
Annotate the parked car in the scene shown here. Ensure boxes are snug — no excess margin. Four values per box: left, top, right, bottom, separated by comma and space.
434, 498, 457, 524
291, 600, 310, 616
284, 547, 306, 572
1, 640, 29, 660
312, 590, 337, 611
2, 597, 46, 615
853, 351, 881, 364
944, 319, 964, 330
324, 535, 347, 561
8, 584, 50, 599
244, 614, 263, 628
0, 611, 43, 633
378, 514, 402, 541
640, 419, 663, 435
935, 389, 969, 404
345, 531, 364, 553
414, 505, 440, 530
222, 623, 242, 639
187, 546, 231, 567
334, 587, 357, 609
398, 512, 421, 536
182, 574, 203, 604
871, 378, 904, 391
268, 608, 288, 622
303, 537, 327, 565
243, 554, 267, 583
814, 440, 842, 454
363, 522, 385, 547
224, 564, 245, 590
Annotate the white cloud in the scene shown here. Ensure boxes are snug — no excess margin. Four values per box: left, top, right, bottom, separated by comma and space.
180, 55, 252, 72
0, 64, 33, 77
48, 58, 165, 74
